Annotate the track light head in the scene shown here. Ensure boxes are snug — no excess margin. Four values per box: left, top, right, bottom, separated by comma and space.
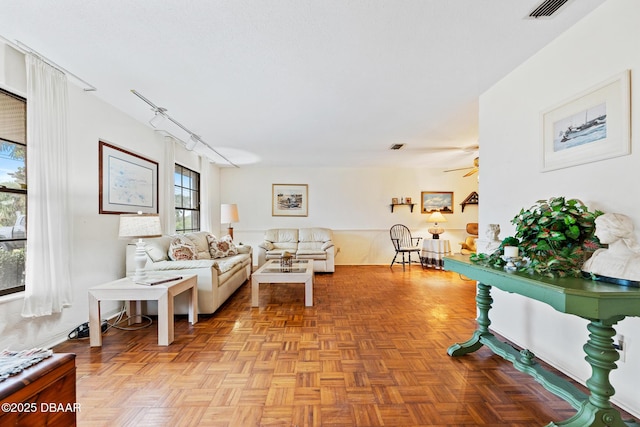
185, 134, 199, 151
149, 108, 167, 128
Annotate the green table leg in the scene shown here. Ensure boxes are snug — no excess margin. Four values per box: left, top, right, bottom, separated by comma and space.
448, 282, 493, 356
547, 316, 639, 427
448, 283, 639, 427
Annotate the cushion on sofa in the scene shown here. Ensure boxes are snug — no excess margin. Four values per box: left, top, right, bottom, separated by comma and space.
144, 237, 171, 262
146, 259, 218, 270
216, 257, 245, 275
296, 249, 327, 259
265, 229, 299, 244
299, 227, 332, 243
182, 232, 212, 259
259, 241, 275, 251
264, 249, 294, 259
236, 244, 252, 254
207, 234, 238, 258
144, 257, 245, 275
168, 236, 198, 260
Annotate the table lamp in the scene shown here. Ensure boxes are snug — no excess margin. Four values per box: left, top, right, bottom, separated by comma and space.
220, 204, 239, 239
119, 213, 162, 281
427, 211, 447, 239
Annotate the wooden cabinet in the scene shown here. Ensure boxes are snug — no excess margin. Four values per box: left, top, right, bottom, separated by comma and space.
0, 353, 76, 426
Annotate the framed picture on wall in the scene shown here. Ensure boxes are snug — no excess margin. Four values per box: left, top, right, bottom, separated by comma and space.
99, 140, 159, 214
541, 70, 631, 172
272, 184, 308, 216
421, 191, 453, 214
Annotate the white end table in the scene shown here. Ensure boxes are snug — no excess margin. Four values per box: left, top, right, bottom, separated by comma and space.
88, 275, 198, 347
421, 239, 452, 269
252, 259, 314, 307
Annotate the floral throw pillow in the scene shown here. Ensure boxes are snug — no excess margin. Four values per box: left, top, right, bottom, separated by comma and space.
168, 236, 197, 261
207, 234, 238, 258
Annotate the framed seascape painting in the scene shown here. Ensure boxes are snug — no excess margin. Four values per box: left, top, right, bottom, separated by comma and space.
541, 70, 631, 172
421, 191, 453, 214
272, 184, 308, 217
99, 140, 159, 214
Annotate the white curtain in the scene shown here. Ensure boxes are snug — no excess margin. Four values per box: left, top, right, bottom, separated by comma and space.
22, 54, 72, 317
199, 156, 213, 233
162, 136, 176, 234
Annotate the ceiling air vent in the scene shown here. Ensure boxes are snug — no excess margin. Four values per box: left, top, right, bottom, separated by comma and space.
390, 143, 404, 150
528, 0, 570, 18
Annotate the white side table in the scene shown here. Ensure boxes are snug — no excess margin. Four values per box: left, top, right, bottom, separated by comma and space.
88, 275, 198, 347
421, 239, 452, 269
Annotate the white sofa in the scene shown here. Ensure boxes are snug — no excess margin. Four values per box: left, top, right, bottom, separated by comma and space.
257, 228, 335, 272
125, 231, 252, 315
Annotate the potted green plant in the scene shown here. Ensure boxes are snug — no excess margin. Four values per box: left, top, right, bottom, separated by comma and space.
471, 197, 603, 278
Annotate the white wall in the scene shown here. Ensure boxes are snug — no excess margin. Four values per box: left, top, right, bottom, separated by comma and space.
0, 42, 216, 350
0, 40, 477, 350
220, 166, 478, 265
479, 0, 639, 416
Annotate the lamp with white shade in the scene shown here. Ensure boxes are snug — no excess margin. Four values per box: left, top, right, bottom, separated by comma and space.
119, 213, 162, 281
220, 204, 239, 239
427, 211, 448, 239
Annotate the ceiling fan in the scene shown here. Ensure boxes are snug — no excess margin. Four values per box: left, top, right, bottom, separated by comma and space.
445, 156, 479, 177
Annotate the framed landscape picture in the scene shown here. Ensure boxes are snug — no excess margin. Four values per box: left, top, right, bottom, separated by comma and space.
421, 191, 453, 214
541, 70, 631, 172
272, 184, 308, 217
99, 140, 159, 214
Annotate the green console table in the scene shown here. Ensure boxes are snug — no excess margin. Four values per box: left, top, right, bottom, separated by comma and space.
444, 254, 639, 427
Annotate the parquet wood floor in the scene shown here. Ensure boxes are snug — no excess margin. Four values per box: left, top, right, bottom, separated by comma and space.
54, 265, 635, 426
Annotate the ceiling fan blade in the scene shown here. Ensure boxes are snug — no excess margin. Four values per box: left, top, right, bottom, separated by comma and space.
463, 167, 478, 177
444, 166, 474, 172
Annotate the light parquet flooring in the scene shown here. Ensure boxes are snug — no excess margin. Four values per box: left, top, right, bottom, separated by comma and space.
54, 265, 636, 426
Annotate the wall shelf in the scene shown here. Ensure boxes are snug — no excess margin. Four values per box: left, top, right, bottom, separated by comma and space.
460, 191, 479, 213
390, 203, 416, 213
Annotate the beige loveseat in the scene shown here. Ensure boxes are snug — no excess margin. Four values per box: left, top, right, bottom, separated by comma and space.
126, 231, 252, 315
257, 228, 335, 272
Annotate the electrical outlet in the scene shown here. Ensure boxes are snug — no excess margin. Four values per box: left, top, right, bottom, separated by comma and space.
614, 335, 626, 363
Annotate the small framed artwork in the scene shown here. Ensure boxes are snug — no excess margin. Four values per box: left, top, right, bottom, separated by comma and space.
541, 70, 631, 172
405, 197, 412, 204
99, 140, 158, 214
391, 198, 399, 204
272, 184, 308, 217
421, 191, 453, 214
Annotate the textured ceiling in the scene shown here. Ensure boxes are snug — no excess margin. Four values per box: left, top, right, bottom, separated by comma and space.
0, 0, 605, 169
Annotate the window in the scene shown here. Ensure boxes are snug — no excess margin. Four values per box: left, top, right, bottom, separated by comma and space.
0, 89, 27, 296
174, 164, 200, 233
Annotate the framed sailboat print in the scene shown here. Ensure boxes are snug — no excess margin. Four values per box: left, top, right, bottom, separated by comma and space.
541, 70, 630, 172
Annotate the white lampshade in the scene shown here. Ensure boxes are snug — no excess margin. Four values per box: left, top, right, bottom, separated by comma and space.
427, 211, 447, 224
118, 213, 162, 239
427, 211, 447, 239
221, 204, 239, 224
119, 213, 162, 282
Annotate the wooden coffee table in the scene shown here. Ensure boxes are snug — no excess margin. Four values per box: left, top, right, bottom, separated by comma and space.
252, 259, 314, 307
88, 274, 197, 346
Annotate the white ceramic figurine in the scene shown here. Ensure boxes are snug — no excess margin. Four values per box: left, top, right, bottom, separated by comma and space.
582, 213, 640, 283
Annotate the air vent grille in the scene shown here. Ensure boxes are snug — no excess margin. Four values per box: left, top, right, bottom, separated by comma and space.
528, 0, 569, 18
390, 143, 404, 150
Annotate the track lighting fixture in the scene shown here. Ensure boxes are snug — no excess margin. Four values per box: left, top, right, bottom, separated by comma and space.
185, 134, 199, 151
149, 108, 167, 128
130, 89, 238, 167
